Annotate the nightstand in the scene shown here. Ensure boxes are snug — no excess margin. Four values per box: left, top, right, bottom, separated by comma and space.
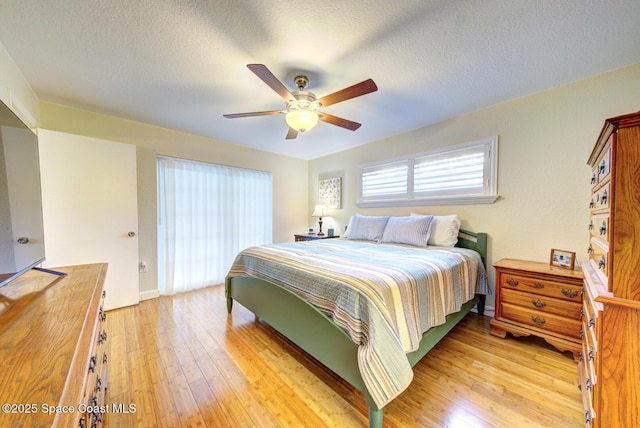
294, 234, 340, 242
490, 258, 583, 360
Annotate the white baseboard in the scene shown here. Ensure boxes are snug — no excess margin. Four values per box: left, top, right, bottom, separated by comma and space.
139, 289, 160, 301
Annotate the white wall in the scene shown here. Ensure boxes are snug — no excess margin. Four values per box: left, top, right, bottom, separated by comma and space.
308, 62, 640, 313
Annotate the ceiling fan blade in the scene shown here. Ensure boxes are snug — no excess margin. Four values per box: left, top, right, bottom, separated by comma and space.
317, 78, 378, 108
247, 64, 295, 101
319, 112, 362, 131
223, 109, 284, 119
286, 128, 298, 139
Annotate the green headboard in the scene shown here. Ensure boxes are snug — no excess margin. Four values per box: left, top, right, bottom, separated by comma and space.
456, 229, 488, 268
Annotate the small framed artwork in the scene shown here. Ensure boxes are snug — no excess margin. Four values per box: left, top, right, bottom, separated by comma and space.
550, 249, 576, 270
319, 177, 341, 209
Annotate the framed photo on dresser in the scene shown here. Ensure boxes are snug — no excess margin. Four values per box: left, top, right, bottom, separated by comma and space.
550, 248, 575, 270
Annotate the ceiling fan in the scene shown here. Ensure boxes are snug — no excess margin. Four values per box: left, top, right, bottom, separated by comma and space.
223, 64, 378, 139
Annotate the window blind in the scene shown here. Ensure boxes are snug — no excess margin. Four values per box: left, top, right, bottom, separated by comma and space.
357, 137, 498, 207
157, 156, 272, 295
414, 145, 487, 196
361, 160, 409, 200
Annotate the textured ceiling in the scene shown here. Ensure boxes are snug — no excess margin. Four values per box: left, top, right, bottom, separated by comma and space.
1, 1, 640, 160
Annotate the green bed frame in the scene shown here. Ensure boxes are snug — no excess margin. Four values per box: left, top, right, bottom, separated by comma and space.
225, 229, 488, 428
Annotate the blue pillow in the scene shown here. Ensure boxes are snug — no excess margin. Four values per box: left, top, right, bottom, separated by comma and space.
347, 214, 390, 242
381, 215, 434, 247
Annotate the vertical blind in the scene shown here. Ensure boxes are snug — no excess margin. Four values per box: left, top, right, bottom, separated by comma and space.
157, 156, 272, 295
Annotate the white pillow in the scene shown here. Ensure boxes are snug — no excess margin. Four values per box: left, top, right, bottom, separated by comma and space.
411, 213, 461, 247
346, 214, 390, 242
343, 215, 354, 238
381, 215, 434, 247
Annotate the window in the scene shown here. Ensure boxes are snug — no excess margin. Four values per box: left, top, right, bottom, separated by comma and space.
358, 137, 498, 207
157, 156, 272, 295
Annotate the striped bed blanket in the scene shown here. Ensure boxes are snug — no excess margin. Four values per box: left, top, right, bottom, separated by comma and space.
227, 238, 488, 408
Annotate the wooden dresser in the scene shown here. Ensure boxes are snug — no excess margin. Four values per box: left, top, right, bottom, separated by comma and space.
0, 264, 109, 428
580, 112, 640, 427
490, 258, 584, 360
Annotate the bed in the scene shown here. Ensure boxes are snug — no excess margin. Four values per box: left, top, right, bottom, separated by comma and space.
225, 216, 488, 428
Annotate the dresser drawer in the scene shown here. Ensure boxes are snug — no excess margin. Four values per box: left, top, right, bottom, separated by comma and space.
500, 302, 582, 339
499, 273, 582, 302
590, 181, 610, 212
588, 239, 608, 279
581, 320, 597, 389
589, 214, 609, 247
594, 143, 611, 187
579, 360, 595, 427
502, 288, 582, 318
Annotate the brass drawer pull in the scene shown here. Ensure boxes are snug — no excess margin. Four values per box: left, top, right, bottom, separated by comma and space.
599, 160, 606, 174
531, 315, 546, 326
532, 282, 544, 289
588, 348, 595, 362
587, 244, 593, 254
589, 199, 595, 208
591, 172, 596, 184
103, 351, 108, 364
95, 375, 102, 392
561, 288, 579, 299
601, 189, 608, 204
506, 278, 519, 287
585, 409, 591, 423
588, 317, 595, 328
585, 377, 592, 391
531, 299, 546, 308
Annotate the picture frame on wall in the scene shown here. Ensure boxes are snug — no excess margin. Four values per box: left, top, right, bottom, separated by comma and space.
319, 177, 341, 209
550, 248, 576, 270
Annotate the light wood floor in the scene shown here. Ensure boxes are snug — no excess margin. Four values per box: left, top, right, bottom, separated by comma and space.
106, 284, 583, 427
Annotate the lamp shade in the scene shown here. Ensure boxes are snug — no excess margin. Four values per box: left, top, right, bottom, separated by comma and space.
286, 109, 319, 132
312, 204, 325, 217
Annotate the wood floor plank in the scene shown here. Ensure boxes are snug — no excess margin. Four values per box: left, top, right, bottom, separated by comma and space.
107, 284, 583, 427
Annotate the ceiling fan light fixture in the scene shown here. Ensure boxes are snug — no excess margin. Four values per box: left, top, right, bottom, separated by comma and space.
285, 93, 319, 133
285, 109, 319, 132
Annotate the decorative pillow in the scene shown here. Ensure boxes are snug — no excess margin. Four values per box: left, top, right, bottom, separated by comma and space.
411, 213, 461, 247
381, 215, 434, 247
346, 214, 390, 242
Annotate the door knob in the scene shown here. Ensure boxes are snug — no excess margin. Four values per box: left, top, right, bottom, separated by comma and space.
128, 231, 136, 237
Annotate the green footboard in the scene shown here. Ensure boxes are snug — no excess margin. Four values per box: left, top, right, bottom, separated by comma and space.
225, 230, 488, 428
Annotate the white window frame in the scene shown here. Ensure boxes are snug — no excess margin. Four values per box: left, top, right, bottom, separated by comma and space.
357, 136, 498, 207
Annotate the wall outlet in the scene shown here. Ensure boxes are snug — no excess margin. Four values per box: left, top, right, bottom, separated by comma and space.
139, 261, 148, 273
